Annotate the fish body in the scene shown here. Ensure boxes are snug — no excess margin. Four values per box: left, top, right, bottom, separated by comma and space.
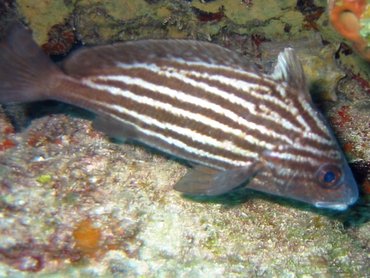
0, 25, 358, 210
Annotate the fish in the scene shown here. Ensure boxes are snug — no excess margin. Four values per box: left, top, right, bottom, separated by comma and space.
0, 24, 359, 210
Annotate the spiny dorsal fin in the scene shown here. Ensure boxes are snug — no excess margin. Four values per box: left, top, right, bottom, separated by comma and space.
271, 48, 307, 92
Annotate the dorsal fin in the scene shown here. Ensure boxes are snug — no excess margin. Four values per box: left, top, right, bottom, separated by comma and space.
271, 48, 307, 92
62, 40, 257, 77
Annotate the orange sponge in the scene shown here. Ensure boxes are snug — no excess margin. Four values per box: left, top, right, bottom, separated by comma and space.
328, 0, 370, 60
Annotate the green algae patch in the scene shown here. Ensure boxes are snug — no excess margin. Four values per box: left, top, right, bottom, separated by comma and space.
300, 45, 345, 101
16, 0, 73, 44
192, 0, 297, 25
359, 5, 370, 46
77, 0, 152, 21
156, 6, 172, 20
280, 10, 305, 35
197, 21, 226, 38
338, 49, 370, 81
36, 174, 52, 185
225, 1, 281, 24
191, 0, 223, 13
74, 0, 169, 44
248, 8, 304, 39
192, 0, 304, 40
360, 19, 370, 46
106, 0, 152, 21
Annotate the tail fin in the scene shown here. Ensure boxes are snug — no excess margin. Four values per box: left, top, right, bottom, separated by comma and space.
0, 24, 62, 104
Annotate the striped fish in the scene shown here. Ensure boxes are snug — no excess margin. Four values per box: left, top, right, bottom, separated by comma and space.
0, 24, 358, 210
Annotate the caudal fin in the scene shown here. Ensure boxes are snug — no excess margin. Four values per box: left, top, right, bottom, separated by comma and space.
0, 23, 62, 104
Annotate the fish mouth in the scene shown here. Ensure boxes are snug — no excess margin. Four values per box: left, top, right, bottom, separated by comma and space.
314, 202, 349, 211
314, 177, 359, 211
314, 194, 358, 210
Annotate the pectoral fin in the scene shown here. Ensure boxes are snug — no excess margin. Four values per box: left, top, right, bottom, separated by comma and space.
174, 164, 261, 196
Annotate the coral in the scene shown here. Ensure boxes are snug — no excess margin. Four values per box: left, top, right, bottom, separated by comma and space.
79, 0, 152, 22
41, 23, 76, 56
328, 0, 370, 60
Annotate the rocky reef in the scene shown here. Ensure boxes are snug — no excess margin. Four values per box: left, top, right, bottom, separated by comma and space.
0, 0, 369, 276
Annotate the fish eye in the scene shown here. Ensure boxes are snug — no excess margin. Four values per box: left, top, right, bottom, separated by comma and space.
316, 164, 342, 189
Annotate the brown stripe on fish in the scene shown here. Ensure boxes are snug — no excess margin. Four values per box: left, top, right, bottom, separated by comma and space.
86, 75, 287, 149
89, 99, 255, 169
168, 67, 321, 139
164, 68, 306, 133
97, 65, 298, 146
257, 165, 327, 192
114, 61, 308, 134
117, 61, 285, 112
82, 78, 259, 143
158, 60, 334, 144
149, 67, 305, 136
61, 61, 342, 171
157, 58, 266, 83
82, 74, 338, 168
83, 62, 337, 163
249, 171, 303, 194
265, 148, 338, 167
291, 103, 336, 149
61, 59, 336, 169
80, 79, 263, 158
295, 95, 334, 139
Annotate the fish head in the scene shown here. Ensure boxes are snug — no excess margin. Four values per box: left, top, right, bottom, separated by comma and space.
312, 158, 359, 210
263, 47, 359, 210
259, 134, 359, 211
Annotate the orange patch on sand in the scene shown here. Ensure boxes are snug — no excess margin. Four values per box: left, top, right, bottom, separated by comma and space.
72, 219, 102, 256
337, 105, 352, 127
343, 142, 354, 154
0, 139, 16, 151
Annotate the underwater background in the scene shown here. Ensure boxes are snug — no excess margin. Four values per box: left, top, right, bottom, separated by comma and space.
0, 0, 369, 276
